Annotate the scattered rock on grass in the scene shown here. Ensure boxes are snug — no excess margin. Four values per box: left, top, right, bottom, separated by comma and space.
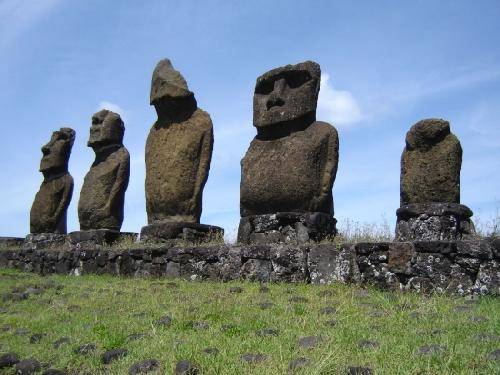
298, 336, 323, 349
320, 306, 336, 315
220, 324, 238, 333
129, 359, 159, 374
241, 353, 266, 363
15, 358, 41, 374
469, 316, 488, 323
0, 352, 19, 368
288, 357, 309, 371
156, 315, 172, 327
318, 290, 335, 297
191, 321, 209, 330
229, 287, 243, 293
53, 337, 70, 349
357, 340, 380, 350
42, 369, 67, 375
74, 344, 96, 355
13, 328, 30, 336
453, 305, 472, 313
256, 328, 279, 337
258, 302, 274, 310
202, 347, 219, 355
126, 333, 145, 342
102, 348, 128, 364
347, 366, 373, 375
474, 333, 500, 342
487, 349, 500, 362
417, 344, 446, 355
325, 319, 337, 327
175, 360, 199, 374
289, 296, 308, 303
30, 333, 46, 343
259, 286, 270, 293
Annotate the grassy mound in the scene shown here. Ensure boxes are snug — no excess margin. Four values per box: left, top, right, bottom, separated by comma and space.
0, 269, 499, 374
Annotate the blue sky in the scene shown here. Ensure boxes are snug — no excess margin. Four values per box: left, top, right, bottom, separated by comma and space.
1, 0, 499, 240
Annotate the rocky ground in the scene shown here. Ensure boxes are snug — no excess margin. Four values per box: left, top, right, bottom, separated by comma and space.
0, 268, 499, 374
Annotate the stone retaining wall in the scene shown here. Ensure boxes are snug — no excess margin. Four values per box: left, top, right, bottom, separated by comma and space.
1, 239, 498, 296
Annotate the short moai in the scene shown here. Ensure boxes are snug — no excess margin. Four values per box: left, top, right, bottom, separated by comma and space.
238, 61, 339, 244
395, 119, 476, 241
30, 128, 75, 236
71, 110, 133, 247
141, 59, 222, 242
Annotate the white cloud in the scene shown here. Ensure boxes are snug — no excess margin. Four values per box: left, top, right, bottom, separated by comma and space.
98, 101, 130, 123
317, 73, 363, 127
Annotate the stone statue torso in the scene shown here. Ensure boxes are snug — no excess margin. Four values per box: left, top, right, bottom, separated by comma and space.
30, 174, 73, 233
78, 146, 130, 230
145, 108, 213, 223
240, 121, 338, 216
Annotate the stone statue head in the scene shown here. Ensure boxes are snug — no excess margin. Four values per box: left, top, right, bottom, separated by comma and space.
253, 61, 321, 129
88, 109, 124, 149
40, 128, 75, 176
150, 59, 197, 121
405, 119, 450, 151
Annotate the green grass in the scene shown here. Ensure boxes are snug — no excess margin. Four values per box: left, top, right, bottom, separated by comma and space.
0, 269, 499, 374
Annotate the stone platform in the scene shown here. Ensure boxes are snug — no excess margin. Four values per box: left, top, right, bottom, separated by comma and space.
395, 203, 476, 242
140, 221, 224, 243
238, 212, 337, 244
1, 238, 498, 296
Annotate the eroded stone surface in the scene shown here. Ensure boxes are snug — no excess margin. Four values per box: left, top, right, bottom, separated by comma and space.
30, 128, 75, 234
145, 59, 213, 226
79, 110, 129, 231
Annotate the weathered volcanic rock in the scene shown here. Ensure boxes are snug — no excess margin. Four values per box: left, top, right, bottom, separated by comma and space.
78, 110, 130, 230
145, 59, 213, 225
401, 119, 461, 205
30, 128, 75, 234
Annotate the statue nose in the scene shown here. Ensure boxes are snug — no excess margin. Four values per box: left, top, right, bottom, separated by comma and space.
273, 78, 286, 94
266, 78, 286, 110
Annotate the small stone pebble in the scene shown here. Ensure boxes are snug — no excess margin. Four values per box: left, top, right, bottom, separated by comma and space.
474, 333, 500, 342
347, 366, 373, 375
320, 306, 336, 315
30, 333, 46, 343
42, 369, 67, 375
256, 328, 279, 337
229, 287, 243, 293
298, 336, 323, 349
258, 301, 274, 309
0, 352, 19, 368
357, 340, 380, 350
53, 337, 70, 349
325, 319, 337, 327
191, 321, 209, 330
241, 353, 267, 363
318, 290, 335, 297
175, 360, 199, 374
156, 315, 172, 327
288, 357, 309, 370
13, 328, 30, 336
126, 333, 145, 342
74, 343, 96, 355
202, 347, 219, 355
15, 358, 41, 374
129, 359, 159, 374
453, 305, 472, 313
102, 348, 128, 364
469, 315, 488, 323
487, 349, 500, 362
417, 344, 446, 355
220, 324, 238, 333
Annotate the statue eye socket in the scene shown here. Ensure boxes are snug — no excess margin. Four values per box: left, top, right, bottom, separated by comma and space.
255, 79, 274, 95
284, 70, 312, 89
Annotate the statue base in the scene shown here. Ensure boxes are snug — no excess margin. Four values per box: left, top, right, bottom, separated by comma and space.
140, 221, 224, 244
395, 203, 476, 241
23, 233, 68, 250
68, 230, 138, 249
238, 212, 337, 244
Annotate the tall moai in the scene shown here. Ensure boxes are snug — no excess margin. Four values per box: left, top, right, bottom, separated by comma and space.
141, 59, 223, 242
77, 109, 130, 232
238, 61, 339, 244
395, 119, 476, 241
30, 128, 75, 234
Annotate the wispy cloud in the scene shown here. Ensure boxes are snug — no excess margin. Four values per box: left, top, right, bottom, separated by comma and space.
317, 73, 363, 127
0, 0, 61, 48
98, 101, 130, 123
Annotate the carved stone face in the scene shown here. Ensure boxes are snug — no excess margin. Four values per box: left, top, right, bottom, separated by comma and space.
253, 61, 321, 129
40, 128, 75, 174
88, 109, 124, 149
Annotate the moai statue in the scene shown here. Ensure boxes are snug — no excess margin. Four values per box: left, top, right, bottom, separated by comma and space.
238, 61, 339, 244
72, 110, 131, 246
395, 119, 475, 241
141, 59, 223, 242
30, 128, 75, 234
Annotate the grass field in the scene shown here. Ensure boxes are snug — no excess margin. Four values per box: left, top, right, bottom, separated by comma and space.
0, 268, 499, 374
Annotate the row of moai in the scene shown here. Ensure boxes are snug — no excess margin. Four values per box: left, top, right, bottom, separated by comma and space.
25, 59, 476, 249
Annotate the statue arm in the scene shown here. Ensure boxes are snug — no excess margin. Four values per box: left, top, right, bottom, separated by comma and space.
317, 128, 339, 213
54, 175, 74, 224
105, 152, 130, 213
191, 125, 214, 219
